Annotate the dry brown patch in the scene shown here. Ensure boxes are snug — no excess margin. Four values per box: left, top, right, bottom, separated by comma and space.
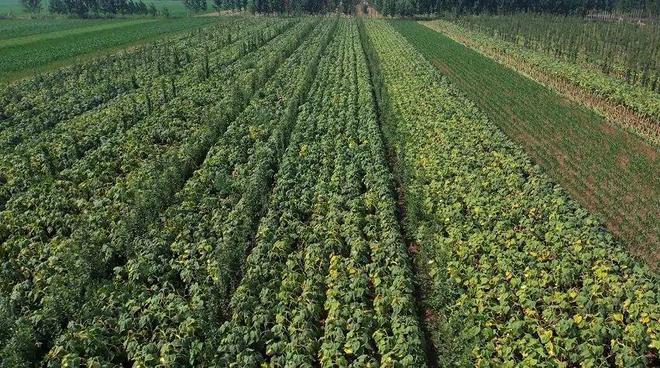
616, 153, 630, 169
554, 151, 577, 179
623, 192, 635, 205
356, 1, 383, 18
197, 9, 242, 16
630, 137, 658, 161
599, 120, 618, 137
584, 175, 608, 207
431, 59, 456, 80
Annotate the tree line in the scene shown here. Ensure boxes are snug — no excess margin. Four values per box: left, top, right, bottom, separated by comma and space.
209, 0, 658, 16
20, 0, 168, 16
19, 0, 659, 17
374, 0, 659, 17
19, 0, 355, 15
212, 0, 357, 14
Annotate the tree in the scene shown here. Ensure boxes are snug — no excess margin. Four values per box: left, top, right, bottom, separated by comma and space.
49, 0, 67, 13
396, 0, 413, 15
267, 0, 284, 12
290, 0, 303, 13
98, 0, 118, 14
383, 0, 395, 15
62, 0, 93, 16
247, 0, 256, 12
21, 0, 42, 13
371, 0, 659, 17
148, 2, 158, 15
183, 0, 208, 11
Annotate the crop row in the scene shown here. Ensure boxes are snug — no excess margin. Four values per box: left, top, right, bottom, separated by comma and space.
0, 18, 318, 366
41, 19, 338, 367
363, 19, 659, 367
0, 18, 285, 210
0, 19, 116, 40
216, 20, 427, 367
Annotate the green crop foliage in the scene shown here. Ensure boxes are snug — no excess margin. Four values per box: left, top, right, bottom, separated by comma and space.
0, 17, 312, 365
0, 0, 196, 16
0, 18, 123, 40
364, 18, 659, 367
217, 20, 427, 367
0, 14, 657, 368
0, 0, 25, 15
45, 18, 335, 366
392, 20, 660, 267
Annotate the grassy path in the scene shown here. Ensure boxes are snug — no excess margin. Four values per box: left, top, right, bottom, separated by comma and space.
0, 18, 124, 40
0, 19, 155, 48
392, 20, 659, 266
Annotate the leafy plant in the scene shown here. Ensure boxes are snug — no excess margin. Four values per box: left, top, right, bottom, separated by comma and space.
364, 18, 659, 367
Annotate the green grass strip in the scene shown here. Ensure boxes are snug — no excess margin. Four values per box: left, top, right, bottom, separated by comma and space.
0, 18, 154, 48
0, 18, 121, 40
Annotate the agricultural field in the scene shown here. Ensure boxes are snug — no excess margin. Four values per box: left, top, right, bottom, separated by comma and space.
0, 0, 194, 16
0, 18, 121, 39
423, 19, 659, 145
0, 17, 219, 83
456, 14, 659, 93
149, 0, 205, 15
0, 12, 658, 368
392, 20, 659, 266
364, 19, 658, 366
